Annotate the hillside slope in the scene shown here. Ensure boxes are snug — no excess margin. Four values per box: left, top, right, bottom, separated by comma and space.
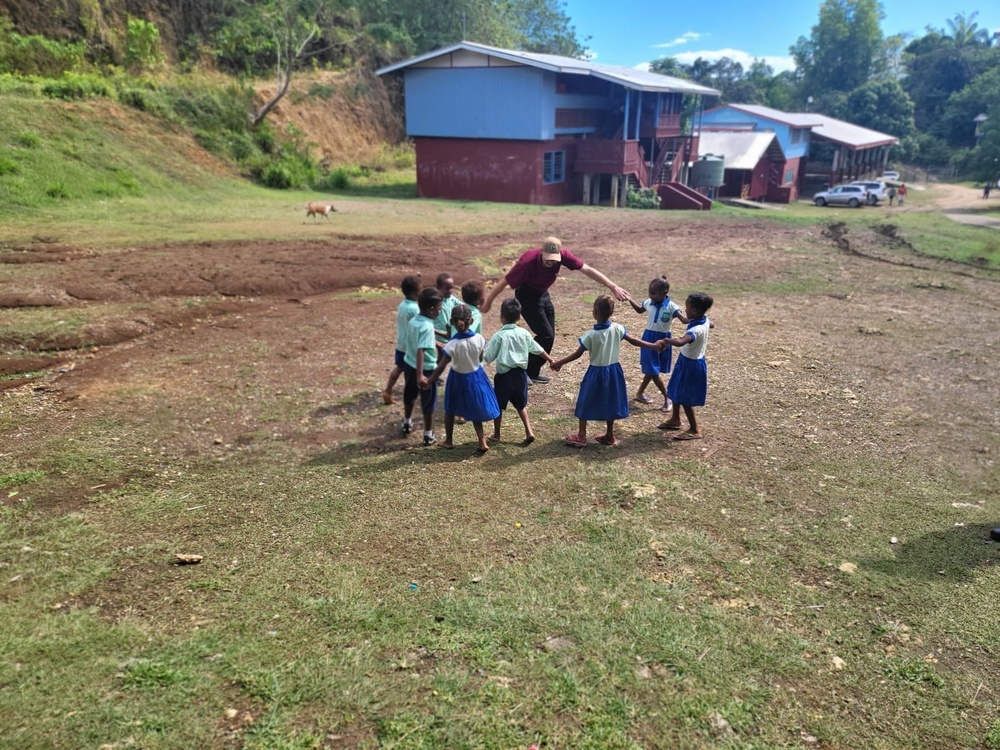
254, 70, 404, 165
0, 95, 237, 210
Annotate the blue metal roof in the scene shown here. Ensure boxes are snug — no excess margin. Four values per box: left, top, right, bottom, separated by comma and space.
376, 41, 720, 97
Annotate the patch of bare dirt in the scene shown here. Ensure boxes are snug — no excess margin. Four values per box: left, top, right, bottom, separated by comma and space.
2, 212, 998, 521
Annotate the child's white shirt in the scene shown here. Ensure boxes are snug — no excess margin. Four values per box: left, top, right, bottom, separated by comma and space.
443, 333, 487, 374
642, 297, 682, 332
679, 318, 711, 360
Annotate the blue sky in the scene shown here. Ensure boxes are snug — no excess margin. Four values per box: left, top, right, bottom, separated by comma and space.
562, 1, 998, 72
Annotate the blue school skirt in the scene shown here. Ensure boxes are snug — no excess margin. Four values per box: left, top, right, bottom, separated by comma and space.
667, 353, 707, 407
575, 363, 629, 421
640, 329, 673, 376
445, 368, 501, 422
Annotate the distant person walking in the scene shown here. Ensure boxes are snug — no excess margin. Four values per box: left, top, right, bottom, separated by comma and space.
984, 183, 992, 199
887, 185, 897, 206
481, 236, 628, 384
898, 183, 907, 206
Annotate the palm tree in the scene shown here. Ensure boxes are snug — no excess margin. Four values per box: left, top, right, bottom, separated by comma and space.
944, 11, 990, 48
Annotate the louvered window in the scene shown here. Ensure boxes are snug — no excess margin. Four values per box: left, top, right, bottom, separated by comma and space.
543, 150, 565, 184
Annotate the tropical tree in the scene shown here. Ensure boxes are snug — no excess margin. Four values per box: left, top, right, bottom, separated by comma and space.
939, 66, 1000, 148
902, 22, 1000, 141
944, 11, 990, 48
835, 79, 915, 136
249, 0, 331, 126
791, 0, 886, 103
649, 56, 688, 78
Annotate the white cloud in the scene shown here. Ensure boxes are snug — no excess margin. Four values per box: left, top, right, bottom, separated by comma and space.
652, 31, 703, 49
671, 48, 795, 73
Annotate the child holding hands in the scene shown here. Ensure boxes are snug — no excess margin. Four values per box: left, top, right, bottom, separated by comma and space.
425, 304, 501, 452
402, 287, 443, 444
657, 292, 714, 440
551, 294, 662, 448
382, 274, 421, 405
482, 297, 554, 444
627, 276, 686, 409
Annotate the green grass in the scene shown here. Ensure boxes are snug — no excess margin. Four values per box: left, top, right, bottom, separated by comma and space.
2, 428, 996, 748
1, 97, 999, 747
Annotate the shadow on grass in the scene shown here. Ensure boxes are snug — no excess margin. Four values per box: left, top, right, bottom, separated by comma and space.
864, 524, 1000, 582
305, 428, 678, 474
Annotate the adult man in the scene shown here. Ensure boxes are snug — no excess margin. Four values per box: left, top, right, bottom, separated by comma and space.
481, 236, 628, 384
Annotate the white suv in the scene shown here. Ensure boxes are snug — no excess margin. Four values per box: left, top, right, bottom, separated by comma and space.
850, 180, 887, 204
813, 184, 868, 208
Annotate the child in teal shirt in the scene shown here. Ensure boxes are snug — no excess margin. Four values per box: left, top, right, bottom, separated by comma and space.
483, 298, 554, 444
382, 274, 421, 405
403, 287, 443, 445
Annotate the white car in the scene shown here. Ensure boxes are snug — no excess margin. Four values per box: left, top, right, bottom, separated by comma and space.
882, 170, 900, 181
850, 180, 887, 204
814, 184, 868, 208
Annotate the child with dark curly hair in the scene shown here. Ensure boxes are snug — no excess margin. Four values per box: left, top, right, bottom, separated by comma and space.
551, 295, 661, 448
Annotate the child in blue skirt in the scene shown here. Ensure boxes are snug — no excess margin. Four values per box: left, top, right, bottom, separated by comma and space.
426, 304, 501, 453
657, 292, 714, 440
551, 294, 662, 448
626, 276, 686, 410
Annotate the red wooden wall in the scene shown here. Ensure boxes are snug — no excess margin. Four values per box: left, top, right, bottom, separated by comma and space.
415, 138, 578, 205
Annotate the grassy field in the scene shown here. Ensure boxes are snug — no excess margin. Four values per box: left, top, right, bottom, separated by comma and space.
2, 99, 1000, 749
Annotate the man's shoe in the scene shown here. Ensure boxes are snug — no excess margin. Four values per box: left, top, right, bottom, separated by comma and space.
529, 374, 550, 384
401, 422, 412, 435
423, 432, 437, 446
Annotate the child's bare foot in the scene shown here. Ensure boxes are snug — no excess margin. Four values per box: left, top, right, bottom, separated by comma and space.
660, 400, 672, 412
381, 390, 394, 405
522, 434, 535, 445
476, 443, 489, 453
439, 441, 454, 449
489, 433, 502, 443
673, 431, 703, 441
657, 421, 682, 430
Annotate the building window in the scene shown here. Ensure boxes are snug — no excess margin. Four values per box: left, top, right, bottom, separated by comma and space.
791, 128, 802, 144
543, 150, 565, 184
784, 169, 795, 184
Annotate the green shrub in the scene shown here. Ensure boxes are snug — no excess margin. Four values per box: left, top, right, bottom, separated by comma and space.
41, 72, 112, 100
316, 167, 351, 191
119, 87, 170, 117
113, 168, 140, 194
253, 122, 277, 155
260, 164, 293, 189
0, 157, 19, 176
626, 187, 661, 209
0, 18, 86, 76
0, 73, 41, 95
124, 17, 164, 73
227, 132, 257, 161
16, 131, 40, 148
45, 182, 69, 199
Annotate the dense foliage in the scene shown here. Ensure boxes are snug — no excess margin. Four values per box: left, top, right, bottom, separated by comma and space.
649, 3, 999, 178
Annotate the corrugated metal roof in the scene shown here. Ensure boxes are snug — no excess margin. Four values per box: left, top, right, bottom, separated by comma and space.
698, 132, 784, 170
802, 113, 898, 148
717, 104, 823, 128
376, 41, 720, 96
711, 104, 898, 149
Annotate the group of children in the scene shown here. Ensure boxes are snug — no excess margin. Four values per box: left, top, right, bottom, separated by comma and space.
382, 272, 714, 451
